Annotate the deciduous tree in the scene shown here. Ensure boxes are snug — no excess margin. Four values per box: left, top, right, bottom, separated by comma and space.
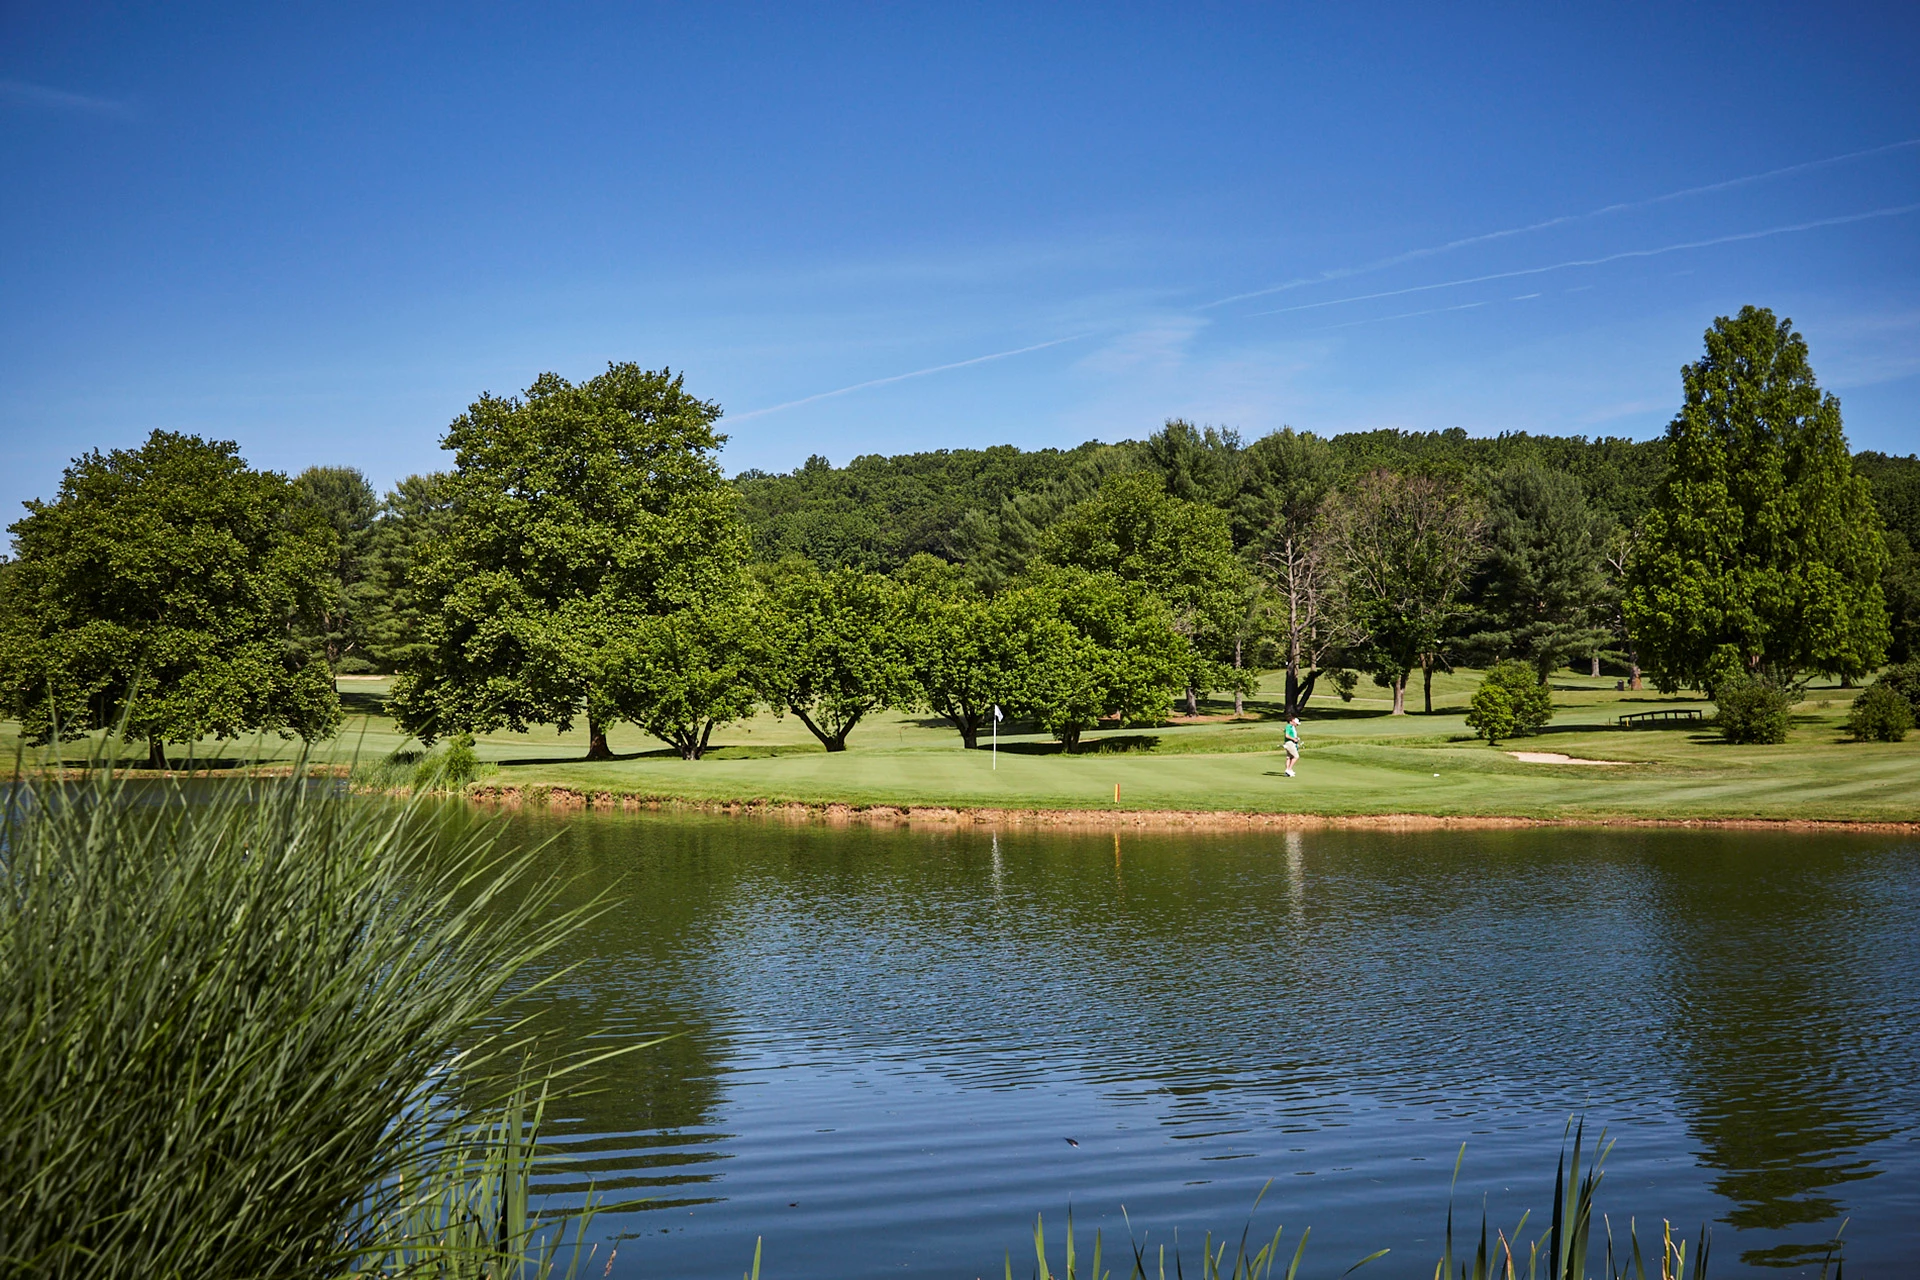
1624, 307, 1890, 689
1042, 470, 1249, 713
0, 431, 339, 766
752, 560, 912, 751
1021, 565, 1190, 749
391, 364, 743, 758
1325, 469, 1486, 715
1243, 429, 1354, 716
607, 595, 759, 760
898, 556, 1073, 749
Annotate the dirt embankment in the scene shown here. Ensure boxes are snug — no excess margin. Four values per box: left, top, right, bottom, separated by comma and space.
453, 785, 1920, 834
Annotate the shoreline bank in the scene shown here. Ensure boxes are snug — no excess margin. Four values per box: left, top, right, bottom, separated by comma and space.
454, 784, 1920, 833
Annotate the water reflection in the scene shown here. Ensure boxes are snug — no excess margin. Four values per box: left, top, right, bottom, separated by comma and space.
475, 811, 1918, 1277
1646, 837, 1917, 1266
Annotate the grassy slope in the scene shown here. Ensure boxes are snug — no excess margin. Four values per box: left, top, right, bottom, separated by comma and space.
7, 670, 1916, 821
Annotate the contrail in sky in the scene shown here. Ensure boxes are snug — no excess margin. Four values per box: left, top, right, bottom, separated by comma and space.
728, 145, 1918, 422
726, 333, 1090, 422
1204, 136, 1920, 309
1250, 202, 1920, 318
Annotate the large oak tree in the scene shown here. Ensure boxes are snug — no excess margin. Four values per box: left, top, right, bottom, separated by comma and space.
391, 364, 745, 758
0, 431, 340, 767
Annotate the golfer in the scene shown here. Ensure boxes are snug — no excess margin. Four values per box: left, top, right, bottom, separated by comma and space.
1282, 716, 1301, 777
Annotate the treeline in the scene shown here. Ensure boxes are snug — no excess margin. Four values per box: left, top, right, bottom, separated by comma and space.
1, 307, 1914, 762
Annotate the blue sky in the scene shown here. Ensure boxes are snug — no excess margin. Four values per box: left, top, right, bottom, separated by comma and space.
3, 2, 1917, 517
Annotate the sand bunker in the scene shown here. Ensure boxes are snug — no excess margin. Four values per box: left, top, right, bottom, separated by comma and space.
1509, 751, 1629, 766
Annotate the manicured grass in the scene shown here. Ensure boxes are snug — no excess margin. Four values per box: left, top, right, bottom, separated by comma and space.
7, 669, 1917, 822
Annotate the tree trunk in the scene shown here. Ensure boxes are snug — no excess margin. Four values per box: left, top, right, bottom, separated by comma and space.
1628, 655, 1642, 691
148, 737, 168, 770
1284, 664, 1301, 718
1233, 639, 1244, 717
1591, 653, 1601, 678
585, 717, 612, 761
1186, 686, 1198, 716
1391, 674, 1408, 716
794, 707, 850, 752
1061, 726, 1081, 752
958, 716, 979, 750
1422, 659, 1434, 715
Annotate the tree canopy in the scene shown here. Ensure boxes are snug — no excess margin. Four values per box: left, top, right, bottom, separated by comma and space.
1467, 462, 1611, 680
390, 364, 742, 757
1325, 469, 1486, 714
0, 430, 340, 766
752, 561, 913, 751
1624, 307, 1889, 689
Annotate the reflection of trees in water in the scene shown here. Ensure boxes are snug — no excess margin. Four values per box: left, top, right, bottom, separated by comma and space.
483, 810, 735, 1214
1645, 833, 1908, 1267
452, 808, 1915, 1266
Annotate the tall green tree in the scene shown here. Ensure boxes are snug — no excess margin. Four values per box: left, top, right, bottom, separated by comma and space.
360, 472, 456, 673
1853, 451, 1920, 663
1021, 565, 1190, 749
1466, 462, 1611, 681
898, 556, 1074, 749
606, 594, 759, 760
1041, 470, 1249, 712
1624, 307, 1890, 689
1242, 428, 1353, 715
1326, 469, 1486, 715
391, 364, 744, 758
291, 466, 379, 672
752, 560, 913, 751
1140, 418, 1243, 509
0, 431, 340, 766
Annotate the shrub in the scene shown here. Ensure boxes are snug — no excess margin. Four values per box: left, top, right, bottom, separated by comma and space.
1465, 660, 1552, 744
406, 732, 480, 791
1877, 660, 1920, 721
1848, 683, 1913, 742
1714, 674, 1792, 744
0, 754, 595, 1278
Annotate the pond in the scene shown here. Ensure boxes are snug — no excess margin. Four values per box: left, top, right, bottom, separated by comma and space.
489, 812, 1919, 1277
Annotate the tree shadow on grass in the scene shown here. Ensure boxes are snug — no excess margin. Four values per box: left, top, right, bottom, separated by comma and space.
338, 689, 389, 715
995, 735, 1163, 756
495, 750, 673, 766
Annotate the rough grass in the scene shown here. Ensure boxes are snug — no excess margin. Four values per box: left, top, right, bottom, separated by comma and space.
6, 669, 1916, 823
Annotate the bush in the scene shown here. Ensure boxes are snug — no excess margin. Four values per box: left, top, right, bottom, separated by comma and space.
1714, 674, 1792, 744
405, 732, 480, 791
1465, 660, 1553, 744
1877, 660, 1920, 721
1848, 683, 1914, 742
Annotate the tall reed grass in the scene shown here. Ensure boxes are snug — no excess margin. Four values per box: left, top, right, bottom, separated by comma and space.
1009, 1122, 1851, 1280
0, 745, 605, 1279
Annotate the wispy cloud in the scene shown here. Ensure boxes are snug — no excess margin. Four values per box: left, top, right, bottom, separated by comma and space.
1204, 137, 1920, 309
1251, 203, 1920, 318
0, 77, 134, 117
725, 333, 1092, 422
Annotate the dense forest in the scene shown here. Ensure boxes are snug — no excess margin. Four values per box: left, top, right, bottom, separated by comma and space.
3, 308, 1916, 760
